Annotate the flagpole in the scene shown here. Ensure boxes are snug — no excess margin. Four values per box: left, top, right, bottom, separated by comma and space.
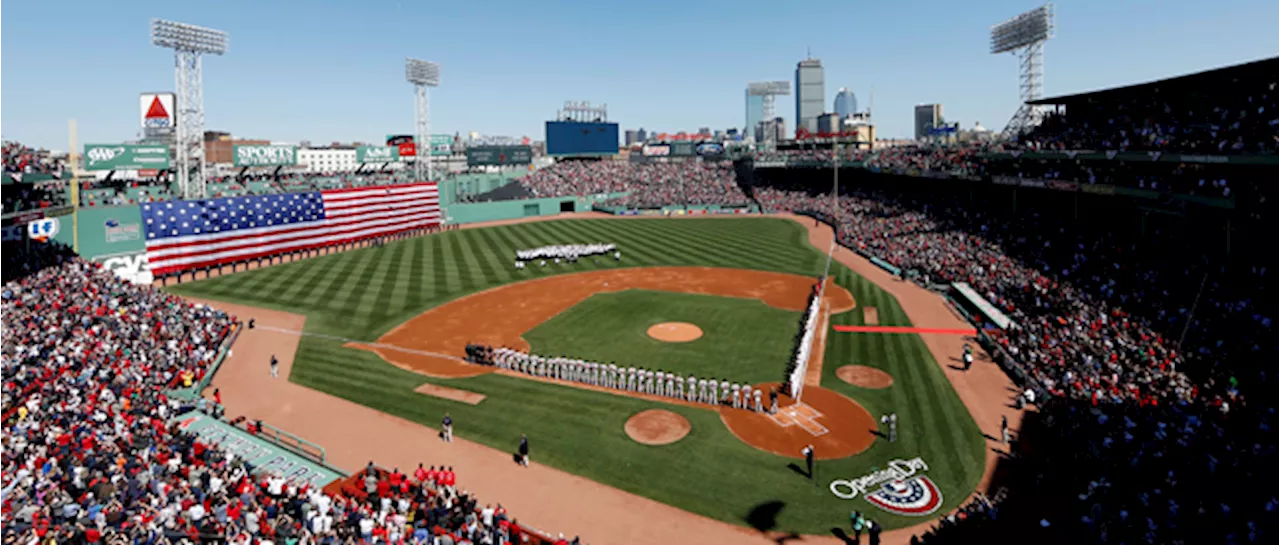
70, 119, 81, 254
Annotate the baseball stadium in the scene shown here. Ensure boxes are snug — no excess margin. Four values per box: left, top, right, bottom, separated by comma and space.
3, 5, 1277, 545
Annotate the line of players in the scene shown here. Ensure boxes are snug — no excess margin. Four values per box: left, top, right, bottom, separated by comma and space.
489, 347, 769, 412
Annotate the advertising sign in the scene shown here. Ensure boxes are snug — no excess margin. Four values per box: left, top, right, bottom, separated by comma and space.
233, 145, 298, 167
430, 134, 453, 157
94, 251, 153, 285
356, 146, 400, 163
670, 142, 695, 157
696, 143, 725, 156
386, 135, 417, 158
103, 217, 142, 243
140, 93, 176, 130
642, 145, 670, 157
466, 145, 533, 167
84, 144, 172, 171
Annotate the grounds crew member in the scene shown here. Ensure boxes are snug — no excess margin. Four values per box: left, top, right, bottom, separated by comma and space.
963, 344, 975, 371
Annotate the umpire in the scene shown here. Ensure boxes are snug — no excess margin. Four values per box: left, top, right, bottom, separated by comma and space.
801, 444, 815, 480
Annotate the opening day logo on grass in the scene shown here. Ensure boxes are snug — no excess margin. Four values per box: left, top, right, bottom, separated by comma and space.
829, 457, 944, 516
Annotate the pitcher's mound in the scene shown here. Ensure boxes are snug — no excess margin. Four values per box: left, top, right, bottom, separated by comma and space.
836, 365, 894, 389
625, 409, 691, 445
647, 322, 703, 342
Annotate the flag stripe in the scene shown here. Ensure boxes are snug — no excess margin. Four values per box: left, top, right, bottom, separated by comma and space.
143, 182, 440, 275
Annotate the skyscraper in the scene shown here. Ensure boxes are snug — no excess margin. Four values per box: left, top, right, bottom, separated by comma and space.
834, 88, 858, 118
795, 58, 825, 134
914, 104, 943, 140
745, 90, 765, 139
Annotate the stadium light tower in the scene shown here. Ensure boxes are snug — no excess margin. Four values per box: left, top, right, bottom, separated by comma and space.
990, 4, 1054, 136
151, 19, 227, 199
405, 58, 440, 182
747, 81, 790, 149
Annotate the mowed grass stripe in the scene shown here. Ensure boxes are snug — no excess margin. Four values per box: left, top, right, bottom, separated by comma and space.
168, 216, 987, 534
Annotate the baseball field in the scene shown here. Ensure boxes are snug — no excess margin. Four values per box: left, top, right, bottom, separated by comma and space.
168, 216, 986, 535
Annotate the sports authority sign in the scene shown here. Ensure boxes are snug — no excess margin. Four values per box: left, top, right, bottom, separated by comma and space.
140, 93, 176, 130
84, 144, 172, 171
234, 145, 298, 167
356, 146, 400, 163
828, 457, 944, 516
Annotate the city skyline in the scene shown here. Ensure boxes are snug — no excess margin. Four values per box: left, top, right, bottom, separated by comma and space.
2, 0, 1277, 151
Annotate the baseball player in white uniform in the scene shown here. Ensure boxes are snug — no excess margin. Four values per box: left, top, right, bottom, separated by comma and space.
696, 379, 707, 404
647, 370, 657, 395
686, 376, 697, 402
741, 385, 752, 410
708, 380, 718, 406
676, 375, 685, 399
665, 373, 675, 397
754, 389, 764, 412
732, 384, 742, 408
627, 368, 637, 391
720, 380, 730, 404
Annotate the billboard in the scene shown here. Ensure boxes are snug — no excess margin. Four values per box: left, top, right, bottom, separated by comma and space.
233, 145, 298, 167
642, 145, 670, 157
386, 134, 416, 158
84, 144, 172, 171
430, 134, 453, 156
545, 121, 619, 156
670, 142, 695, 157
467, 145, 533, 167
356, 146, 400, 163
140, 93, 176, 130
696, 143, 725, 156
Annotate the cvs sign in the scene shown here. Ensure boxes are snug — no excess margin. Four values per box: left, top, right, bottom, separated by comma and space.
97, 252, 154, 285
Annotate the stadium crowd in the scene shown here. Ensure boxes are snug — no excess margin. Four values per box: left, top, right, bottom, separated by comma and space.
1024, 83, 1278, 154
1, 242, 561, 545
517, 161, 750, 208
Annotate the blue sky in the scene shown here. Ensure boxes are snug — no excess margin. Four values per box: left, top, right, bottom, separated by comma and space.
3, 0, 1276, 151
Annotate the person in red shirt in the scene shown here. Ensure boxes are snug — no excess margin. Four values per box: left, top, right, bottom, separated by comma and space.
414, 463, 428, 484
375, 478, 391, 499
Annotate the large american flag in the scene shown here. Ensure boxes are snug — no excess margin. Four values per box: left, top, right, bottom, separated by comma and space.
141, 182, 440, 275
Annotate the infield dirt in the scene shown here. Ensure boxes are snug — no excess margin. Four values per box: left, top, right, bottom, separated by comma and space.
190, 213, 1026, 545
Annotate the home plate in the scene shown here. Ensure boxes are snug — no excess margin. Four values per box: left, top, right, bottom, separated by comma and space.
768, 403, 830, 437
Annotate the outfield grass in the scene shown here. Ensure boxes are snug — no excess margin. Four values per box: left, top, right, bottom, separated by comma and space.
168, 217, 985, 534
524, 290, 800, 383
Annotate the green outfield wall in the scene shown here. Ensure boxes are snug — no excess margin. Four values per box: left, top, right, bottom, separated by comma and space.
442, 193, 627, 225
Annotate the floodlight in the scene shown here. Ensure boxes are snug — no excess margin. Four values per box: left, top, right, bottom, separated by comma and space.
990, 4, 1053, 54
406, 58, 441, 87
151, 19, 228, 55
990, 4, 1055, 135
152, 19, 227, 199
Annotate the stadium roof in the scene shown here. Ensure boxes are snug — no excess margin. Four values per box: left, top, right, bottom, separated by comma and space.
1029, 56, 1278, 105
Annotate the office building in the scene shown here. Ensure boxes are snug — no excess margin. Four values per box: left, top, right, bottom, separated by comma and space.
914, 104, 943, 140
624, 130, 641, 146
745, 91, 765, 140
755, 117, 787, 144
637, 128, 648, 142
834, 88, 858, 118
795, 58, 825, 134
816, 113, 842, 134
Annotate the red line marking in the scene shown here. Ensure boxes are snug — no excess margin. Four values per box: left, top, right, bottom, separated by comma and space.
832, 325, 977, 335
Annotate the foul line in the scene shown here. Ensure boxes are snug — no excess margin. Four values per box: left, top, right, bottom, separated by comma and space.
832, 325, 977, 335
254, 325, 468, 362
